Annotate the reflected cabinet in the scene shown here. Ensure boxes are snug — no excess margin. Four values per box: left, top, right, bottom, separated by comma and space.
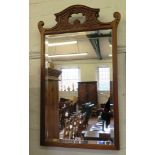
38, 5, 120, 150
78, 81, 98, 106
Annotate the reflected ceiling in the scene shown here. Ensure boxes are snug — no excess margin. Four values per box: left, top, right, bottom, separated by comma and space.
45, 30, 112, 61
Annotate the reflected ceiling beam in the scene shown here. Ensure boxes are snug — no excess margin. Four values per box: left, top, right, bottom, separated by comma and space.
87, 33, 111, 38
89, 38, 102, 59
87, 32, 111, 60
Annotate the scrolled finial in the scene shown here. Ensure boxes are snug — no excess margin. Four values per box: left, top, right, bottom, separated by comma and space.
38, 21, 44, 32
113, 12, 121, 25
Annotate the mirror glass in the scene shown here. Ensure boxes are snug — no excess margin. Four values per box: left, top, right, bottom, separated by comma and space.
45, 29, 114, 145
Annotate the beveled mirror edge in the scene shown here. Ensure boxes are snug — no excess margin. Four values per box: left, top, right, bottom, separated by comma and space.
38, 4, 121, 150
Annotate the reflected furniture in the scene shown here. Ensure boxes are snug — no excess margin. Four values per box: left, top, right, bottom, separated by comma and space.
78, 81, 98, 117
59, 97, 77, 130
45, 68, 61, 140
78, 81, 98, 106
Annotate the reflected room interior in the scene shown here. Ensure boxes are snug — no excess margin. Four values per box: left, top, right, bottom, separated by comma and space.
45, 29, 114, 145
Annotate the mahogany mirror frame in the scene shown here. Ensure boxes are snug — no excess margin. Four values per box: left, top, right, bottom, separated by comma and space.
38, 5, 121, 150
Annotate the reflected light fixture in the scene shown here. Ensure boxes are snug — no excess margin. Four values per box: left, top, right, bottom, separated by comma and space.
108, 54, 112, 57
46, 40, 77, 46
45, 40, 88, 58
46, 52, 88, 58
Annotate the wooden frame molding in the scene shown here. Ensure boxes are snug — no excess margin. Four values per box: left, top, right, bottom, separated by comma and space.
38, 4, 121, 150
38, 5, 120, 34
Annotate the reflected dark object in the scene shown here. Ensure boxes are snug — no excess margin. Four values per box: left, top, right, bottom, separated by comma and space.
97, 97, 112, 128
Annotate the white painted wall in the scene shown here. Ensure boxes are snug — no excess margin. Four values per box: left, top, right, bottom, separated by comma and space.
54, 59, 113, 81
29, 0, 126, 155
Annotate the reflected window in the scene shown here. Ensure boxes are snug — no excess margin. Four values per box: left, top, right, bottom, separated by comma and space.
97, 67, 110, 91
59, 68, 80, 91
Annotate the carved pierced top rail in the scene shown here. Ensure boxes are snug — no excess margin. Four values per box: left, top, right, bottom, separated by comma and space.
38, 5, 120, 35
55, 5, 99, 25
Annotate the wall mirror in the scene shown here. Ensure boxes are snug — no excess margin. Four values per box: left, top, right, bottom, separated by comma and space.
38, 5, 120, 150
